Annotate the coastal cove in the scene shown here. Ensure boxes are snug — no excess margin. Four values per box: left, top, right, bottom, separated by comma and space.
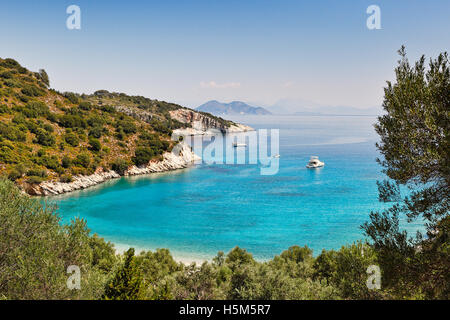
48, 115, 423, 262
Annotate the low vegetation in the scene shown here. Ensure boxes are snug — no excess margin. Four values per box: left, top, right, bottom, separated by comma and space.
0, 58, 196, 188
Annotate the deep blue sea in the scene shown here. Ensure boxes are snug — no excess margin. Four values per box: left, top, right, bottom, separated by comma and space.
50, 115, 416, 261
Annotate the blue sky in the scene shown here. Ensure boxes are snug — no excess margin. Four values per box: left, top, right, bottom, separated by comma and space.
0, 0, 449, 110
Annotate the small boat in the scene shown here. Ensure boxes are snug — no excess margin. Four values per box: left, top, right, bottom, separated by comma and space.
272, 154, 280, 158
306, 156, 324, 168
232, 143, 247, 147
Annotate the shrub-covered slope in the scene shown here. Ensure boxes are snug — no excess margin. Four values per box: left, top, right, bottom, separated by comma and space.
0, 58, 221, 188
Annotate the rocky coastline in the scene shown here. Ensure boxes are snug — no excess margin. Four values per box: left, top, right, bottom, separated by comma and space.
169, 109, 253, 136
27, 143, 201, 196
25, 112, 252, 196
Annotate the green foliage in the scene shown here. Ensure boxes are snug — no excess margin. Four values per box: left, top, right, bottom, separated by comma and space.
115, 119, 137, 135
88, 126, 103, 138
59, 174, 73, 183
100, 105, 116, 113
0, 178, 114, 299
36, 154, 60, 170
36, 69, 49, 87
327, 242, 379, 299
135, 249, 182, 285
73, 153, 91, 168
3, 79, 21, 88
138, 132, 170, 152
34, 128, 55, 146
110, 158, 130, 175
26, 168, 47, 178
88, 137, 101, 152
61, 155, 72, 168
0, 146, 19, 164
8, 169, 23, 181
0, 122, 27, 142
21, 84, 45, 97
58, 114, 87, 129
26, 175, 44, 184
0, 58, 21, 69
89, 234, 117, 273
362, 47, 450, 299
64, 92, 80, 104
64, 132, 80, 147
102, 248, 144, 300
0, 104, 9, 114
0, 71, 13, 79
20, 101, 50, 118
78, 101, 92, 111
132, 147, 154, 166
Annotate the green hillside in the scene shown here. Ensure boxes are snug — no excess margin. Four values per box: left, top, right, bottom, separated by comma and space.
0, 58, 194, 188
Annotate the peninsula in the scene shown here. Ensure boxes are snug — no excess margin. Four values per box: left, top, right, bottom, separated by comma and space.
0, 58, 251, 195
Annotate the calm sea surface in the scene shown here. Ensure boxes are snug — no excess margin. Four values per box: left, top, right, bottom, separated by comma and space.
50, 115, 417, 261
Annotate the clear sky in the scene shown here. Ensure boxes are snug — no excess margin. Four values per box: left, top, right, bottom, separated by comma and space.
1, 0, 449, 110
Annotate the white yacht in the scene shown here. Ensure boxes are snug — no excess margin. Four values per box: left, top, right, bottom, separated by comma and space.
232, 143, 247, 147
306, 156, 324, 168
272, 154, 280, 158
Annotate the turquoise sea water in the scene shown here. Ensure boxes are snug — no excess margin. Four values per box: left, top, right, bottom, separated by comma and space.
51, 115, 405, 261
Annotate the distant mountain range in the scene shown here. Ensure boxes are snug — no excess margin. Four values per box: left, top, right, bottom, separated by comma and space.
196, 100, 272, 116
196, 99, 382, 116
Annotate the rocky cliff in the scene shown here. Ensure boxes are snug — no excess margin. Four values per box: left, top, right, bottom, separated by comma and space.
169, 109, 253, 135
27, 143, 200, 196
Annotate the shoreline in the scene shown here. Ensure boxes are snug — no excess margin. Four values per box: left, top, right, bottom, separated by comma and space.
26, 124, 253, 197
26, 143, 201, 196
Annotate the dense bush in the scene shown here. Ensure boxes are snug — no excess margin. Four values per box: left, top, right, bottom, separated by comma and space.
36, 69, 49, 87
20, 101, 50, 118
0, 58, 21, 69
362, 48, 450, 299
0, 71, 13, 79
3, 79, 21, 88
64, 132, 79, 147
88, 137, 101, 152
58, 114, 87, 129
73, 153, 91, 168
8, 169, 22, 181
64, 92, 80, 104
26, 175, 44, 184
0, 122, 27, 142
21, 84, 45, 97
110, 158, 130, 175
26, 168, 47, 178
34, 128, 55, 146
88, 126, 103, 138
78, 101, 92, 111
0, 178, 116, 299
0, 104, 9, 114
132, 147, 154, 166
61, 155, 72, 168
59, 174, 73, 183
36, 154, 60, 170
115, 119, 137, 135
103, 248, 144, 300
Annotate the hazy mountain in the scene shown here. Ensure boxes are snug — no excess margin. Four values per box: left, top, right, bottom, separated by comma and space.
197, 100, 272, 116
